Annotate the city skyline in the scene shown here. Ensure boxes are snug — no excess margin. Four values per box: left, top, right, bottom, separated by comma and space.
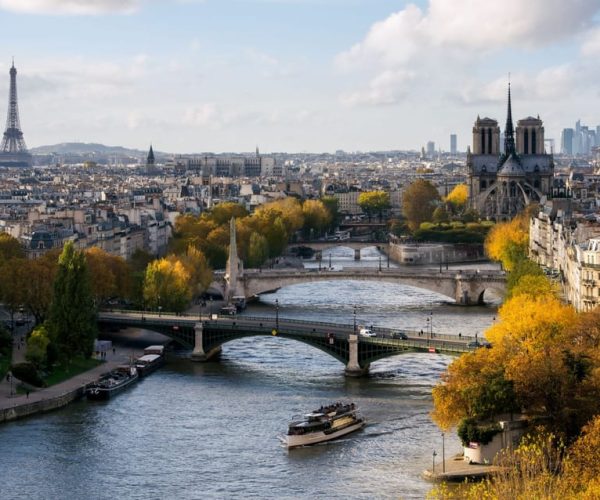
0, 0, 600, 153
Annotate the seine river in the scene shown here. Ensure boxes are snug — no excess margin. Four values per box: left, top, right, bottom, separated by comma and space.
0, 248, 498, 499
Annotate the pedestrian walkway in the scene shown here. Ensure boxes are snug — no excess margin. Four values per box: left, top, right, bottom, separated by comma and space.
423, 453, 503, 482
0, 331, 27, 400
0, 345, 131, 412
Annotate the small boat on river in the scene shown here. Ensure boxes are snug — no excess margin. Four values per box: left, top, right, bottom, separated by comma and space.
86, 366, 138, 400
283, 401, 365, 448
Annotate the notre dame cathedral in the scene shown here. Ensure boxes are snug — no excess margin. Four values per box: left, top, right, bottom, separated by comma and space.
467, 85, 554, 220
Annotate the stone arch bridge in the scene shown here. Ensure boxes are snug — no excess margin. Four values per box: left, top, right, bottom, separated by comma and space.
288, 241, 385, 260
215, 267, 506, 306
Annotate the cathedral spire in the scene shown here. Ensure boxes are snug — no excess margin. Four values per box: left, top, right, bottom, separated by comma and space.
504, 82, 516, 156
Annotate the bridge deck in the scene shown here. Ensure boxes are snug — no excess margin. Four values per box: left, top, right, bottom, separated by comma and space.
98, 311, 479, 355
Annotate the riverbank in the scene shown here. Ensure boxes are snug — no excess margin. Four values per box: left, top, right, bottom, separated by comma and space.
423, 453, 502, 482
0, 347, 129, 423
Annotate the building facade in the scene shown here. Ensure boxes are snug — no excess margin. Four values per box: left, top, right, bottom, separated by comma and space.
467, 86, 554, 220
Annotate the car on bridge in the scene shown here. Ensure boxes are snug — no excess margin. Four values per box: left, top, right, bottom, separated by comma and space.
359, 328, 376, 337
391, 332, 408, 340
467, 340, 492, 349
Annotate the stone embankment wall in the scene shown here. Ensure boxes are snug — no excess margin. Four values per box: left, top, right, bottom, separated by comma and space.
388, 241, 485, 266
0, 386, 85, 423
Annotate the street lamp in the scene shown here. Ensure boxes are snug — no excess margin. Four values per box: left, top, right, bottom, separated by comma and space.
432, 450, 437, 475
328, 253, 332, 270
275, 299, 279, 330
353, 305, 357, 335
442, 432, 446, 473
378, 255, 382, 271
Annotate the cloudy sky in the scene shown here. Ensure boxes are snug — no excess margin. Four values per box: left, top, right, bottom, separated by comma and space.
0, 0, 599, 153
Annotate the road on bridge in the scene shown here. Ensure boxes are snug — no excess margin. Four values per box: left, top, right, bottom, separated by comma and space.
98, 311, 482, 354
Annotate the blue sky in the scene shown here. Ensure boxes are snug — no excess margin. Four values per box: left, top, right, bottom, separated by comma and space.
0, 0, 599, 153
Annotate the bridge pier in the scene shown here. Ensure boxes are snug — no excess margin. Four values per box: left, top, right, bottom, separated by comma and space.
191, 322, 221, 362
345, 334, 369, 377
354, 248, 361, 261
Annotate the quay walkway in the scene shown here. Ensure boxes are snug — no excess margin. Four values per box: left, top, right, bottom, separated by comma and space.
0, 347, 131, 423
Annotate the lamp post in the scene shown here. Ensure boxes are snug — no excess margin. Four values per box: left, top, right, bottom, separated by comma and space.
429, 311, 433, 339
432, 450, 437, 475
157, 294, 161, 316
275, 299, 279, 330
378, 255, 382, 271
209, 296, 213, 318
328, 252, 332, 270
442, 432, 446, 473
353, 305, 357, 335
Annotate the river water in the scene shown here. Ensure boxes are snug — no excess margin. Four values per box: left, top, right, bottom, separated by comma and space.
0, 247, 498, 499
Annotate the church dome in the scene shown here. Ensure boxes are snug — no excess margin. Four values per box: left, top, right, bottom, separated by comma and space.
497, 153, 525, 177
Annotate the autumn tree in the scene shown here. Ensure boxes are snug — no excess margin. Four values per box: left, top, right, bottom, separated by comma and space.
358, 191, 391, 221
484, 212, 530, 271
208, 202, 248, 226
177, 246, 212, 300
21, 254, 58, 324
47, 242, 97, 360
402, 180, 440, 231
143, 257, 191, 312
445, 184, 468, 212
0, 259, 26, 329
85, 247, 132, 305
302, 200, 332, 239
0, 232, 24, 264
247, 232, 269, 268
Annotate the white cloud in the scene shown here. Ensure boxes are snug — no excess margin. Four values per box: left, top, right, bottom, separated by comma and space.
336, 0, 600, 106
581, 27, 600, 56
340, 69, 415, 106
0, 0, 140, 15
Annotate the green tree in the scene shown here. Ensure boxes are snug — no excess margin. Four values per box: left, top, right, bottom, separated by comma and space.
47, 242, 97, 360
247, 232, 269, 268
402, 179, 441, 231
321, 196, 340, 231
302, 200, 332, 239
432, 205, 450, 223
26, 325, 51, 369
358, 191, 391, 221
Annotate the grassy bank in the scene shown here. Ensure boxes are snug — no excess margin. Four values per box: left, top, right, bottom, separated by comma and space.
44, 357, 102, 387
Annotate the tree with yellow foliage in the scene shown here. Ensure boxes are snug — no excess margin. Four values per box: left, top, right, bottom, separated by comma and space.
143, 257, 191, 312
445, 184, 468, 211
177, 246, 212, 300
484, 212, 530, 271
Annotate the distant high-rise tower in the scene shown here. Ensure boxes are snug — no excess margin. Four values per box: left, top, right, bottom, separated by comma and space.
450, 134, 457, 155
561, 128, 574, 155
426, 141, 435, 157
0, 61, 32, 167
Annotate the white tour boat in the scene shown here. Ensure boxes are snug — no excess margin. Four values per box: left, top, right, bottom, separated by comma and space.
283, 402, 365, 448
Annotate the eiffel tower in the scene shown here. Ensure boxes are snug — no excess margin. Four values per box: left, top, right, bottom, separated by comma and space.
0, 60, 32, 167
